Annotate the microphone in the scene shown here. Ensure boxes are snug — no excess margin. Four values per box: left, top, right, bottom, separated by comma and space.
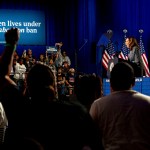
78, 39, 88, 52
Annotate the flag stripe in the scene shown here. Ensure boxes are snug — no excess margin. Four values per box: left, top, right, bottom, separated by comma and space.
102, 50, 111, 70
118, 51, 125, 60
139, 35, 150, 77
102, 40, 115, 70
118, 34, 129, 60
141, 55, 150, 76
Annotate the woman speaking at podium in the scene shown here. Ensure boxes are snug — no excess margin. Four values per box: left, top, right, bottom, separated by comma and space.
125, 37, 144, 77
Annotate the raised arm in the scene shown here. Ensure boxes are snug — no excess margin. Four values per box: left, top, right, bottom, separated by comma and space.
0, 28, 19, 77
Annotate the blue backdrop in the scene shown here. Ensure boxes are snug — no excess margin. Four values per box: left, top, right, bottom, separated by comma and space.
0, 0, 150, 76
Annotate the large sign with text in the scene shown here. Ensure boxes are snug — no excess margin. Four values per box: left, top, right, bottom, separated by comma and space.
0, 9, 46, 45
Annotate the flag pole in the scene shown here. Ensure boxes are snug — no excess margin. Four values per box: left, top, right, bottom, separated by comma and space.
139, 29, 150, 77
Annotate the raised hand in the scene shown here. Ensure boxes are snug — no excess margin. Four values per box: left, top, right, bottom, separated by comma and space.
5, 27, 20, 45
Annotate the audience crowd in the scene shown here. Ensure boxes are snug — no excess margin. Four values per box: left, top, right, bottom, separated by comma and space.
0, 27, 150, 150
0, 28, 104, 150
11, 42, 75, 99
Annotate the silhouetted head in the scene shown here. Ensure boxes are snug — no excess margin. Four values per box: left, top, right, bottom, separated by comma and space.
26, 63, 55, 102
110, 62, 135, 91
74, 74, 103, 110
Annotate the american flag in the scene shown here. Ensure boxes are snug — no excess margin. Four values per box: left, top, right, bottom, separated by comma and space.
102, 40, 115, 70
139, 34, 150, 77
118, 34, 129, 60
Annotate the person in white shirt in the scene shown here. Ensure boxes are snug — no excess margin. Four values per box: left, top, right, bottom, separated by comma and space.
0, 102, 8, 144
90, 62, 150, 150
62, 51, 71, 66
14, 58, 26, 93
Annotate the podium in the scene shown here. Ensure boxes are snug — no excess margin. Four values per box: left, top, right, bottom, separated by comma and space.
107, 57, 118, 78
107, 56, 143, 78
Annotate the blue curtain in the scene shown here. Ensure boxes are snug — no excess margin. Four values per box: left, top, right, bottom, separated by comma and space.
110, 0, 150, 55
0, 0, 150, 75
